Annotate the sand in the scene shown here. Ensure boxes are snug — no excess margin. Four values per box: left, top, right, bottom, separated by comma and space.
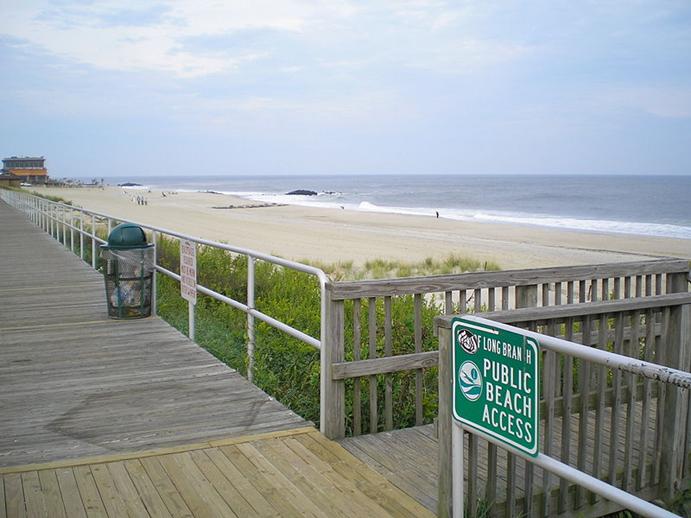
31, 185, 691, 270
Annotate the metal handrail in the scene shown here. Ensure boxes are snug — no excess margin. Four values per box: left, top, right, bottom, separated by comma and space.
1, 189, 332, 431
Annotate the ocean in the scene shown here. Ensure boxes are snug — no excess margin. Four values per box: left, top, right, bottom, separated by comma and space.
103, 174, 691, 240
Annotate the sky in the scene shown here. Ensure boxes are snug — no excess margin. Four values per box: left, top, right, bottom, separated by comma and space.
1, 0, 690, 177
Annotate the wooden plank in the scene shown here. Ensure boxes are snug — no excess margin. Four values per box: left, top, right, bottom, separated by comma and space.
36, 471, 66, 518
590, 313, 608, 505
106, 462, 151, 517
444, 291, 453, 313
234, 443, 324, 518
220, 445, 303, 518
4, 474, 26, 518
329, 259, 689, 299
542, 323, 557, 517
251, 439, 347, 518
158, 453, 235, 518
384, 296, 393, 431
608, 312, 625, 486
576, 316, 592, 508
302, 433, 433, 517
436, 292, 691, 330
1, 427, 316, 476
368, 297, 378, 435
505, 453, 516, 518
54, 469, 87, 518
558, 317, 574, 513
437, 326, 452, 518
636, 309, 655, 490
139, 457, 193, 518
353, 299, 362, 436
264, 439, 370, 518
414, 293, 423, 426
203, 448, 275, 517
323, 295, 345, 439
282, 437, 400, 517
187, 450, 254, 518
88, 464, 129, 518
623, 312, 638, 491
123, 459, 173, 518
20, 472, 45, 518
72, 466, 107, 518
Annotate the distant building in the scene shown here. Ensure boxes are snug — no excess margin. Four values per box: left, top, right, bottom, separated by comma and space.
2, 156, 49, 184
0, 172, 22, 188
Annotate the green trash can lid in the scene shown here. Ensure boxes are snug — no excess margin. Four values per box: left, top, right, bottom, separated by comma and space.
102, 223, 152, 249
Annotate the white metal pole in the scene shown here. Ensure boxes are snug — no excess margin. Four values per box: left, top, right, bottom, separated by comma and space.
452, 421, 464, 518
62, 208, 67, 246
247, 256, 256, 383
188, 301, 195, 341
79, 213, 84, 260
70, 215, 75, 252
91, 214, 97, 269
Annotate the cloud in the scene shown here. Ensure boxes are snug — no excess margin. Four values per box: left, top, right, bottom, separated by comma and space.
0, 0, 531, 78
0, 1, 343, 77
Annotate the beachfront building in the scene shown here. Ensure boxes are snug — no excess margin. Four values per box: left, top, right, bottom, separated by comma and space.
1, 156, 48, 184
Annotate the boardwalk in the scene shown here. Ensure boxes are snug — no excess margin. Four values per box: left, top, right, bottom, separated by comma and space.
0, 200, 435, 517
0, 201, 308, 468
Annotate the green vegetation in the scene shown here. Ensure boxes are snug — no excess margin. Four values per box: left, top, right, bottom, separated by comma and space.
153, 235, 498, 433
304, 254, 500, 281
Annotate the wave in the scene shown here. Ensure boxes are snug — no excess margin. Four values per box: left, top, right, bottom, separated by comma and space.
183, 189, 691, 240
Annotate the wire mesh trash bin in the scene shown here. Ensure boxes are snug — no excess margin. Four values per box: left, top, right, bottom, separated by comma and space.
100, 223, 154, 319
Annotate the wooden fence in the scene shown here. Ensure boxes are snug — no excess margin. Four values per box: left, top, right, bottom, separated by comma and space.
436, 289, 691, 517
321, 260, 690, 439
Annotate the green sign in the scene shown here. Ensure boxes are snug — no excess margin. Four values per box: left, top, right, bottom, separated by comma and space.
452, 317, 539, 456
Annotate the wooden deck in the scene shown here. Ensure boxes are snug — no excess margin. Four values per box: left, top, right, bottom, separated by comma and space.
0, 200, 440, 517
0, 428, 433, 518
0, 201, 308, 467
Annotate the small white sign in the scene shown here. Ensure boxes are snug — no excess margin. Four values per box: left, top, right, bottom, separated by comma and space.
180, 239, 197, 304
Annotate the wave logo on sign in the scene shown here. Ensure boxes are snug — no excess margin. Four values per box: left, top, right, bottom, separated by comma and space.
457, 328, 479, 354
459, 361, 483, 401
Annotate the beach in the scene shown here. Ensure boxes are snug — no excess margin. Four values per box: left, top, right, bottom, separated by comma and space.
32, 185, 691, 270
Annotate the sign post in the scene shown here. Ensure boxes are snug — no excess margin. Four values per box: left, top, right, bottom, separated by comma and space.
451, 316, 539, 517
180, 239, 197, 340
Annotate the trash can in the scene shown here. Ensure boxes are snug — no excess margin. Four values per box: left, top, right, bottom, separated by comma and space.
100, 223, 154, 319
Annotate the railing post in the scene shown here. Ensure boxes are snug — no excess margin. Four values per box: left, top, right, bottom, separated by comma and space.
516, 284, 538, 309
247, 256, 256, 383
659, 272, 690, 502
321, 291, 345, 439
188, 300, 195, 341
70, 214, 75, 253
91, 214, 97, 269
62, 207, 67, 246
79, 213, 84, 260
438, 322, 453, 518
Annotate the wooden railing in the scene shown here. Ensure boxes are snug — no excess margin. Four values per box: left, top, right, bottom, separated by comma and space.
436, 290, 691, 517
321, 260, 690, 439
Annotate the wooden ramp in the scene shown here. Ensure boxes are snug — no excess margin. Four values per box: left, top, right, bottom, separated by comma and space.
0, 201, 307, 467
